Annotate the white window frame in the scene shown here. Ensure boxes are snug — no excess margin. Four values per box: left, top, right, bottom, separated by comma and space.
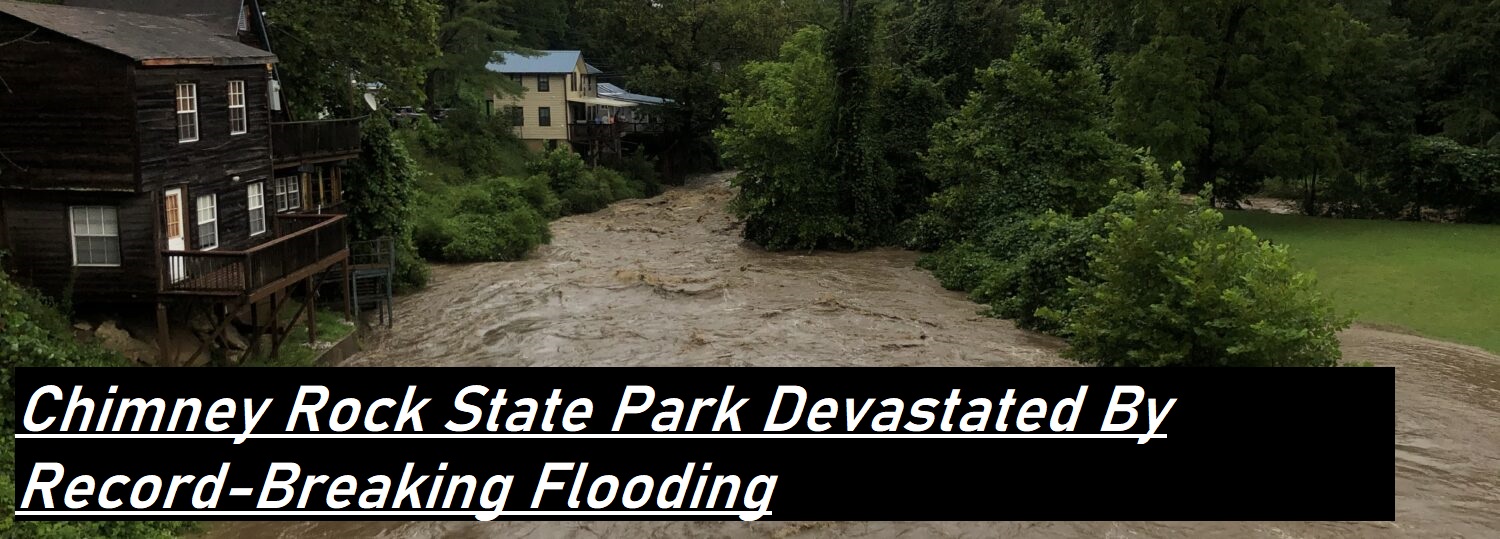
176, 83, 199, 143
247, 182, 267, 236
228, 80, 247, 135
274, 176, 301, 212
68, 206, 122, 267
195, 194, 219, 250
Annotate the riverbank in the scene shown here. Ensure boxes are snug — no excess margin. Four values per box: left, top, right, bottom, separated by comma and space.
210, 172, 1500, 538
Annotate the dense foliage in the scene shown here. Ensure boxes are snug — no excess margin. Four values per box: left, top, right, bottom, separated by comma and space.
264, 0, 441, 117
913, 11, 1129, 249
717, 27, 843, 250
714, 3, 1371, 366
1049, 161, 1350, 367
345, 118, 430, 290
1, 270, 196, 538
400, 119, 657, 264
566, 0, 828, 176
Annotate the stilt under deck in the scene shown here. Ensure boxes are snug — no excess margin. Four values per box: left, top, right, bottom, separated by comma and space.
155, 213, 350, 365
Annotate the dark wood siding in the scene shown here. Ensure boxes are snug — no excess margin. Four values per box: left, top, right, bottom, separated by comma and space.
133, 64, 273, 252
0, 191, 159, 302
0, 19, 137, 191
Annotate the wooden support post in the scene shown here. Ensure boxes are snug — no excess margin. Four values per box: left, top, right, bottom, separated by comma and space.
341, 259, 352, 322
185, 300, 246, 366
269, 291, 282, 360
156, 302, 172, 366
247, 301, 261, 361
306, 276, 317, 346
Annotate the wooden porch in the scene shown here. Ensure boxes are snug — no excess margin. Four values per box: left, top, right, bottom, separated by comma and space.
156, 213, 351, 365
272, 118, 363, 167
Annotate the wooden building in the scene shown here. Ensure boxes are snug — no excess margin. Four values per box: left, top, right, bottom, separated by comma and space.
0, 0, 365, 364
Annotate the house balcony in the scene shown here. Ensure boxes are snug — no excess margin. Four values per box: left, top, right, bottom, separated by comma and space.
160, 213, 348, 302
271, 118, 363, 167
567, 121, 664, 142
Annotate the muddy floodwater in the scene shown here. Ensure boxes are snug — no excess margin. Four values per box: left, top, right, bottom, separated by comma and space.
212, 173, 1499, 538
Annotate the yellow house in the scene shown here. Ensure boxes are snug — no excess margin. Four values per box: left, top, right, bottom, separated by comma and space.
487, 50, 641, 152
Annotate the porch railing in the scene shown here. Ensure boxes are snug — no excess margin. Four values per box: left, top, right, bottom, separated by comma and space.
161, 214, 348, 296
271, 118, 363, 165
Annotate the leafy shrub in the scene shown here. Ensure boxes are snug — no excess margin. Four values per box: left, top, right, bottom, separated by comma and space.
412, 178, 551, 263
919, 210, 1104, 334
602, 149, 664, 198
969, 212, 1104, 333
1048, 160, 1351, 367
1, 270, 196, 538
529, 147, 649, 215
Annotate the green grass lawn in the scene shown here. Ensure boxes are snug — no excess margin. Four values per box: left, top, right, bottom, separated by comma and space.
1222, 211, 1500, 354
243, 301, 357, 367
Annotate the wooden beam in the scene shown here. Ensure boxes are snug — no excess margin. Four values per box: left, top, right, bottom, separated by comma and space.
245, 249, 348, 304
306, 275, 317, 346
185, 299, 246, 366
268, 292, 282, 360
156, 302, 172, 366
341, 259, 352, 322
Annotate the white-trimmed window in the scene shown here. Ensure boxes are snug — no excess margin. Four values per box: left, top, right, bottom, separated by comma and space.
176, 83, 199, 142
274, 176, 301, 212
247, 182, 266, 236
195, 194, 218, 250
228, 80, 247, 135
69, 206, 121, 267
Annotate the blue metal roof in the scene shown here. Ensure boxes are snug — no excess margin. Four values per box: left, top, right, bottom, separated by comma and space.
586, 63, 603, 75
487, 50, 581, 74
598, 82, 672, 106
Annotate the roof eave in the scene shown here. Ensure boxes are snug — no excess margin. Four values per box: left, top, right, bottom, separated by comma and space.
139, 56, 277, 67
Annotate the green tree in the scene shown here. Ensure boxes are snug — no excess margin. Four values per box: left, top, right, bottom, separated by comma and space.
888, 0, 1021, 109
913, 10, 1128, 249
1108, 0, 1344, 205
264, 0, 441, 117
424, 0, 526, 110
567, 0, 824, 173
717, 27, 842, 250
1409, 0, 1500, 149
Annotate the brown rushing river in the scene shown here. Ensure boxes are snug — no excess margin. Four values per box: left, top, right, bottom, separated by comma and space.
210, 172, 1500, 538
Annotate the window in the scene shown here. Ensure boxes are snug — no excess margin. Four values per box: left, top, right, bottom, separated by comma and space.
571, 74, 578, 92
69, 207, 121, 267
538, 107, 551, 127
228, 80, 247, 135
512, 106, 524, 127
247, 182, 266, 236
195, 194, 218, 250
536, 75, 550, 92
164, 193, 182, 239
176, 83, 198, 142
238, 6, 250, 31
274, 176, 301, 212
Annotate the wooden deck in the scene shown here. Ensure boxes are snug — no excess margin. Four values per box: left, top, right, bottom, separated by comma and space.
160, 213, 348, 302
